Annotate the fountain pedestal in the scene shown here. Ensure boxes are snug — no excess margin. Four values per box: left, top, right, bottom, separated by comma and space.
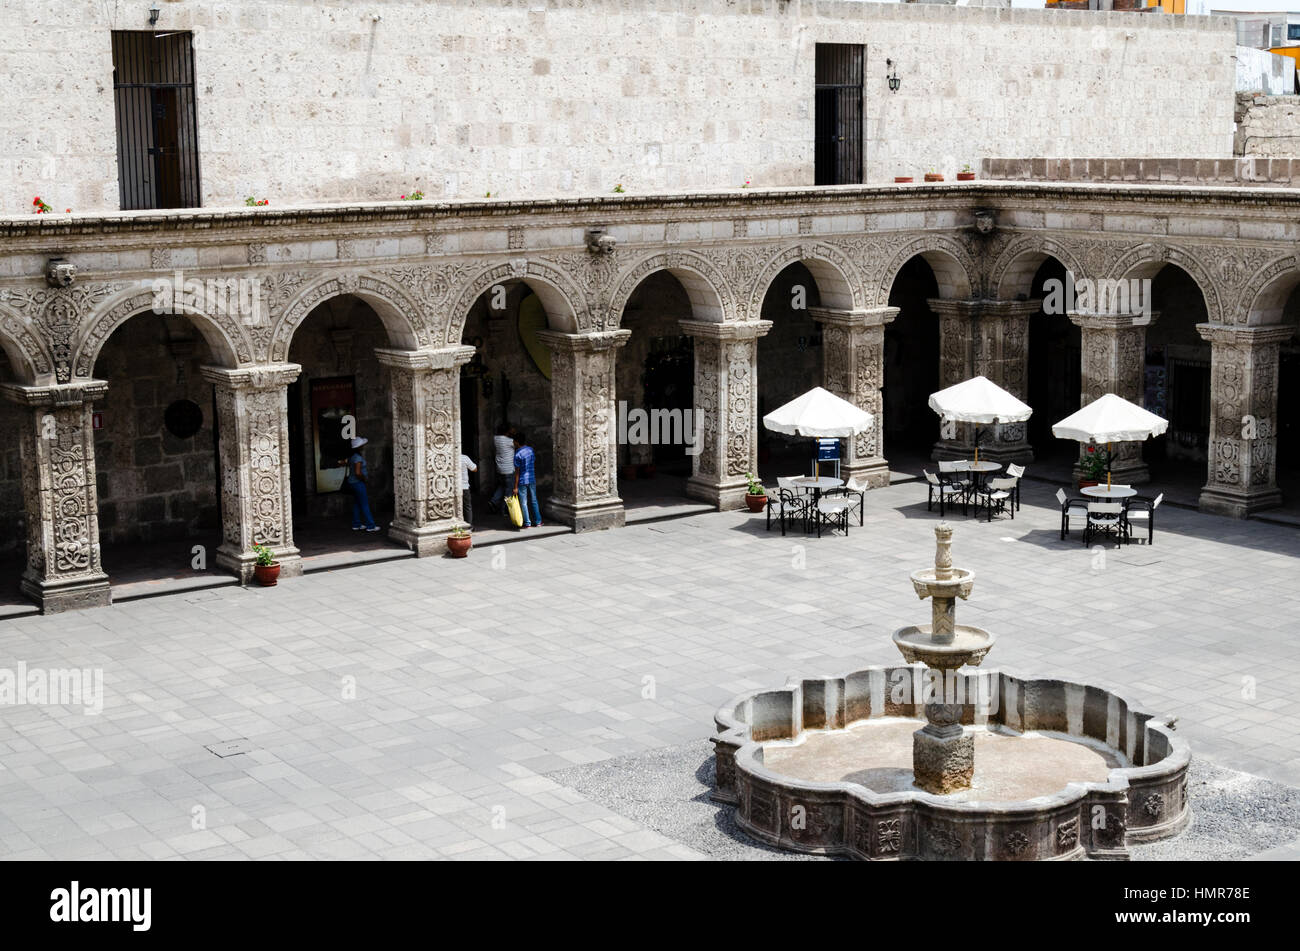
891, 522, 995, 795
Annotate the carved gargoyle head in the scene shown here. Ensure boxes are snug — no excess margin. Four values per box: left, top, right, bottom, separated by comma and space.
45, 258, 77, 288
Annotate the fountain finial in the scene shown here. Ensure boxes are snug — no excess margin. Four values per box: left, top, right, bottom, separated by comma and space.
934, 522, 954, 581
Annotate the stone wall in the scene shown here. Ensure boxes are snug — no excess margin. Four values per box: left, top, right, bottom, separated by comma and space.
3, 0, 1238, 213
90, 313, 220, 546
1234, 93, 1300, 157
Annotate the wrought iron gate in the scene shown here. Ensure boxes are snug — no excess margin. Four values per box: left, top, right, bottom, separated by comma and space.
814, 44, 864, 186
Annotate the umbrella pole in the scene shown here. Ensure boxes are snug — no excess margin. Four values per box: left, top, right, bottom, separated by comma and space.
1107, 441, 1112, 489
974, 425, 979, 465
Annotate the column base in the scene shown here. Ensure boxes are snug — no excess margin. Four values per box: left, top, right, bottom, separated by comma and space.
217, 545, 303, 584
547, 497, 624, 533
1198, 485, 1284, 519
22, 572, 112, 614
686, 475, 749, 511
1072, 462, 1150, 487
389, 519, 460, 556
843, 457, 892, 489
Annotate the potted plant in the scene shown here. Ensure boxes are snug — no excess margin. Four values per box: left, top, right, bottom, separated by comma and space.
251, 543, 280, 586
924, 168, 944, 183
447, 523, 472, 558
957, 164, 975, 181
894, 175, 913, 183
744, 472, 768, 513
1078, 444, 1110, 489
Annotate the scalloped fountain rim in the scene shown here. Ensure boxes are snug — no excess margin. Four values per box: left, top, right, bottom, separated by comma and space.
711, 663, 1191, 860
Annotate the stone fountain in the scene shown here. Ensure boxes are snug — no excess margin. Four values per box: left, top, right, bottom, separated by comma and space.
710, 524, 1191, 860
892, 523, 993, 794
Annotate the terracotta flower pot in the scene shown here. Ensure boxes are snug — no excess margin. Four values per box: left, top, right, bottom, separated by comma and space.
745, 493, 768, 513
957, 172, 975, 181
253, 562, 280, 586
447, 535, 472, 558
924, 173, 944, 182
1078, 479, 1099, 491
894, 176, 913, 183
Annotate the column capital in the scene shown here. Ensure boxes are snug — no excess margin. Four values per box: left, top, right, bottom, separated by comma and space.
1195, 323, 1297, 346
200, 363, 302, 390
927, 298, 1041, 319
678, 319, 772, 341
1068, 310, 1160, 330
808, 306, 898, 329
374, 345, 476, 370
535, 329, 631, 353
0, 379, 108, 407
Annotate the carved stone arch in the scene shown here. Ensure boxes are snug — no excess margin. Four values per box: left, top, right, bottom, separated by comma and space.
875, 235, 978, 305
445, 258, 589, 345
0, 300, 53, 384
270, 269, 426, 362
72, 285, 245, 380
748, 242, 862, 316
1108, 243, 1222, 323
989, 235, 1086, 300
1243, 256, 1300, 327
606, 250, 735, 326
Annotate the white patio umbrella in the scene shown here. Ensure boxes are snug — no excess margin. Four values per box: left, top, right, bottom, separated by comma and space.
762, 386, 874, 476
927, 375, 1032, 463
1051, 393, 1169, 489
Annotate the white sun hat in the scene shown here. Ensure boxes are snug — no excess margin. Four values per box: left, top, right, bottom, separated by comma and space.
350, 436, 369, 449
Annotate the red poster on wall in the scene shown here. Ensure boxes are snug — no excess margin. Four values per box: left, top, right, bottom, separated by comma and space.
309, 376, 356, 494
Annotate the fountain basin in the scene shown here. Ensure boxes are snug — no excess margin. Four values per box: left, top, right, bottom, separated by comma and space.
711, 664, 1190, 861
893, 624, 995, 668
910, 566, 975, 601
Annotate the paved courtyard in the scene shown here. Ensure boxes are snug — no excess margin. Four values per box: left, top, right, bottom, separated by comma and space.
2, 477, 1298, 860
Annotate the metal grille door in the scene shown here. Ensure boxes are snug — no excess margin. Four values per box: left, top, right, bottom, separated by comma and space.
814, 44, 864, 186
112, 31, 201, 210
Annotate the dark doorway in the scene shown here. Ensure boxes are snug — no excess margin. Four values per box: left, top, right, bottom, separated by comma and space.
814, 44, 864, 186
1026, 258, 1080, 458
112, 30, 201, 210
884, 257, 941, 453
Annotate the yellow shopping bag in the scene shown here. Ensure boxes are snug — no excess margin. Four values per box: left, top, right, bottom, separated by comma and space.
504, 492, 524, 528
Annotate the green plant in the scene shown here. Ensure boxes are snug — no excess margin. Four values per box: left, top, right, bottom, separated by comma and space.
961, 163, 972, 173
745, 472, 766, 496
448, 523, 471, 538
251, 543, 277, 567
613, 183, 625, 193
1080, 444, 1111, 480
401, 190, 424, 200
244, 196, 269, 206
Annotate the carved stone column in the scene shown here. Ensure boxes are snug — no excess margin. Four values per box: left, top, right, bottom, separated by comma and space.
1197, 323, 1294, 518
809, 306, 897, 487
377, 345, 475, 552
1, 380, 111, 613
927, 299, 1038, 463
201, 364, 302, 583
537, 329, 630, 532
1068, 311, 1158, 486
680, 319, 772, 509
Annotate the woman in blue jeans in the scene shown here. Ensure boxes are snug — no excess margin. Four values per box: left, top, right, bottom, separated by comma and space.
345, 436, 380, 532
511, 431, 542, 528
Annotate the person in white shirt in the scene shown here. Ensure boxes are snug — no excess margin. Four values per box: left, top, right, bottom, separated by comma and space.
488, 422, 517, 513
459, 452, 477, 526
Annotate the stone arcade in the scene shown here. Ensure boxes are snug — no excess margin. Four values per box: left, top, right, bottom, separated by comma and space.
1, 178, 1298, 612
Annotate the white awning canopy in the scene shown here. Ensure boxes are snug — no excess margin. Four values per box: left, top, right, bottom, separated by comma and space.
1051, 393, 1169, 444
928, 375, 1033, 425
761, 386, 874, 438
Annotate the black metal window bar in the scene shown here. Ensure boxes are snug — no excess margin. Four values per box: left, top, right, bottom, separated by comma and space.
112, 30, 201, 210
814, 43, 864, 186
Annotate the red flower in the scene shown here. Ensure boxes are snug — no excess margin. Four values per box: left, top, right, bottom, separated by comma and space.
1086, 446, 1095, 453
32, 197, 40, 204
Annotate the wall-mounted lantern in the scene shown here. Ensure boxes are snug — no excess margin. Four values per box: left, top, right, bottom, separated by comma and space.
149, 4, 160, 26
886, 59, 901, 93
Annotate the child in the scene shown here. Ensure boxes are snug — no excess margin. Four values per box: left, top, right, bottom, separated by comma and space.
459, 451, 478, 527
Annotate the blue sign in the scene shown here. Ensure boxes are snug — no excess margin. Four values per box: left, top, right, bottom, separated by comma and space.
817, 439, 840, 461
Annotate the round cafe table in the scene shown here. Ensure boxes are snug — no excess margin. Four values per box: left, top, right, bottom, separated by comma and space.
952, 460, 1002, 493
791, 476, 844, 503
1080, 485, 1137, 500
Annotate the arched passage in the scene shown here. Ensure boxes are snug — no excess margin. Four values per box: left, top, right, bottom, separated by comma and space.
613, 271, 698, 508
286, 292, 407, 553
1025, 256, 1081, 467
1252, 274, 1300, 508
89, 307, 227, 591
458, 272, 582, 529
756, 262, 824, 479
883, 256, 943, 460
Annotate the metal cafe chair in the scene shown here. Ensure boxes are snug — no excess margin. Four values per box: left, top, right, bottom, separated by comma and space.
1005, 462, 1026, 511
1123, 492, 1164, 545
1083, 502, 1128, 547
768, 485, 811, 536
815, 494, 853, 537
978, 476, 1018, 522
1056, 488, 1088, 540
937, 460, 972, 504
925, 470, 966, 517
825, 476, 867, 527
